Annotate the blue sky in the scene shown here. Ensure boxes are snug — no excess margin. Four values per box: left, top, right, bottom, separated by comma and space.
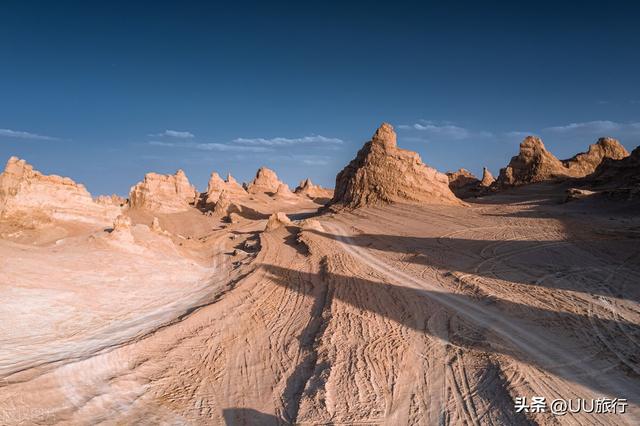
1, 1, 639, 195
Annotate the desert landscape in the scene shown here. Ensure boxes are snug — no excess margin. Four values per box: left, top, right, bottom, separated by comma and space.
0, 122, 638, 425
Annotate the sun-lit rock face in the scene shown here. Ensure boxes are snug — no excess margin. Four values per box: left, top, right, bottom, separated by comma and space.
128, 169, 198, 213
496, 136, 568, 187
331, 123, 462, 208
0, 156, 120, 225
480, 167, 495, 187
497, 136, 630, 188
294, 178, 333, 199
245, 167, 283, 194
205, 172, 247, 205
561, 137, 629, 176
274, 183, 296, 198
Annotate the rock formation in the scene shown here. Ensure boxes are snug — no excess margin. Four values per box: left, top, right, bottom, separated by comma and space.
294, 178, 333, 200
480, 167, 495, 187
264, 212, 292, 231
583, 145, 640, 199
129, 170, 198, 213
446, 169, 479, 190
561, 137, 629, 176
496, 136, 629, 188
331, 123, 461, 208
205, 172, 247, 205
0, 157, 120, 225
274, 183, 296, 199
95, 194, 127, 207
245, 167, 283, 194
495, 136, 568, 187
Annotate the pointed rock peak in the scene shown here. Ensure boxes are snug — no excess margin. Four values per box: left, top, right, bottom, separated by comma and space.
246, 166, 282, 193
227, 173, 237, 184
371, 122, 397, 149
330, 124, 461, 208
299, 178, 312, 188
481, 167, 495, 186
593, 137, 628, 155
520, 136, 546, 151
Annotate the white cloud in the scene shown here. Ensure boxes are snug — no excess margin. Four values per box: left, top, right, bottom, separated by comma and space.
397, 120, 493, 141
0, 128, 59, 141
149, 129, 195, 138
543, 120, 624, 133
233, 135, 343, 146
148, 140, 270, 153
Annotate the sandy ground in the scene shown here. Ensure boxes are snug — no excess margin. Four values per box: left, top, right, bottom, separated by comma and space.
0, 185, 639, 425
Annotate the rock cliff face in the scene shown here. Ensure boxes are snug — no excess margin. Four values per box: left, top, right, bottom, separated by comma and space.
561, 137, 629, 176
129, 170, 198, 213
331, 123, 462, 208
245, 167, 283, 194
0, 157, 120, 225
205, 172, 247, 205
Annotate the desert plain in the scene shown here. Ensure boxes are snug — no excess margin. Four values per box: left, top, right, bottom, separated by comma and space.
0, 123, 639, 425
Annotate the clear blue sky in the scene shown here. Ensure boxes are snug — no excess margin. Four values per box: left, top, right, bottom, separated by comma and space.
1, 1, 639, 195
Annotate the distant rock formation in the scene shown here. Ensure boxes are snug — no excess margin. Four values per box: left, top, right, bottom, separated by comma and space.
496, 136, 630, 188
496, 136, 568, 187
330, 123, 461, 208
129, 170, 198, 213
95, 194, 127, 207
0, 157, 120, 225
245, 167, 283, 194
447, 169, 479, 190
446, 167, 496, 198
274, 183, 296, 199
205, 172, 247, 205
294, 178, 333, 200
561, 137, 629, 176
480, 167, 495, 187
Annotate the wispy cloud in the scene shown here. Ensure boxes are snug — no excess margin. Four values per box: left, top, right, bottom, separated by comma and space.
543, 120, 627, 133
149, 129, 195, 138
0, 128, 60, 141
397, 120, 494, 141
233, 135, 344, 146
148, 140, 270, 153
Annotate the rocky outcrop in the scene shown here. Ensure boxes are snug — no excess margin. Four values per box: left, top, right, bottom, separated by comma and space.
274, 183, 296, 199
583, 146, 640, 199
480, 167, 495, 187
446, 167, 496, 198
447, 169, 479, 190
205, 172, 247, 205
265, 212, 292, 231
331, 123, 461, 208
496, 136, 630, 188
0, 157, 120, 225
561, 137, 629, 176
294, 178, 333, 200
245, 167, 283, 194
95, 194, 126, 207
496, 136, 568, 187
129, 170, 198, 213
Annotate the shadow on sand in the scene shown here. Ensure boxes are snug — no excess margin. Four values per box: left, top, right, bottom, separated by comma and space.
260, 263, 640, 408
